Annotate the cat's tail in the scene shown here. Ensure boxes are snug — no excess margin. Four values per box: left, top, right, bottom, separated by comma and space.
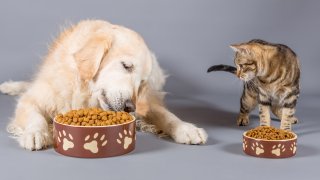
207, 64, 237, 74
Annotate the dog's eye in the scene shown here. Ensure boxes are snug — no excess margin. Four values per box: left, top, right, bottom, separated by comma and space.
121, 61, 134, 72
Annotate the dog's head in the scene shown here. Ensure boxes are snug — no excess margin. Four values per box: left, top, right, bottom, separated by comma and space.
74, 26, 158, 112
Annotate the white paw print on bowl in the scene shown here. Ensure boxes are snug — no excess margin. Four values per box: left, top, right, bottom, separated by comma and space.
117, 130, 133, 149
83, 133, 108, 154
271, 144, 286, 156
58, 130, 74, 151
290, 142, 297, 154
251, 142, 264, 155
243, 139, 248, 151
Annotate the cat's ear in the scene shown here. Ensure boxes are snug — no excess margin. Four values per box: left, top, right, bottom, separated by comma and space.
230, 44, 251, 55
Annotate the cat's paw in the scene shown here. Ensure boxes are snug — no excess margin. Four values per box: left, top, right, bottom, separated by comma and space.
237, 114, 249, 126
290, 117, 299, 124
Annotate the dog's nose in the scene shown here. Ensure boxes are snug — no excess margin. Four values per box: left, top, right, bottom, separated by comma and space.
124, 99, 135, 112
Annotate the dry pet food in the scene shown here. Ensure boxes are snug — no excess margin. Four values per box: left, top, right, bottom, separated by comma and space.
246, 126, 295, 140
55, 108, 133, 126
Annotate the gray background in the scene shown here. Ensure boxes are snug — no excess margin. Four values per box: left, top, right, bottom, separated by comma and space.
1, 0, 319, 179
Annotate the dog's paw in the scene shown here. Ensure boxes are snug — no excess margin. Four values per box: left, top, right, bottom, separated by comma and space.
18, 129, 52, 151
171, 122, 207, 145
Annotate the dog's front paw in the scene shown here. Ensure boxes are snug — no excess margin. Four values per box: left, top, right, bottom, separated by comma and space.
171, 122, 207, 145
18, 129, 52, 151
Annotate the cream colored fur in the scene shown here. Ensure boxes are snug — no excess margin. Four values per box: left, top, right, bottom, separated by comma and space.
0, 81, 30, 96
0, 20, 207, 150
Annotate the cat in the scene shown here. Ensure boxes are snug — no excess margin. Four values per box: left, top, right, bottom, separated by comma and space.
208, 39, 300, 130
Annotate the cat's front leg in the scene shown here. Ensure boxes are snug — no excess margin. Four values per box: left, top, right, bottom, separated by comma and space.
258, 93, 271, 126
280, 94, 298, 130
271, 106, 298, 124
280, 89, 299, 129
237, 86, 258, 126
280, 108, 296, 130
259, 104, 271, 126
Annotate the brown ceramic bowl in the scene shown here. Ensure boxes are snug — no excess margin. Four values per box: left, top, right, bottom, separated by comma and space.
53, 116, 136, 158
243, 131, 297, 158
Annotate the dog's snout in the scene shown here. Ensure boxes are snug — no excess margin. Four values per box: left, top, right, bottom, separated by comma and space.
99, 90, 135, 112
124, 99, 135, 112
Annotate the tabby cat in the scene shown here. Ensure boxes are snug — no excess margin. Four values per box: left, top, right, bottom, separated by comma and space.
208, 39, 300, 130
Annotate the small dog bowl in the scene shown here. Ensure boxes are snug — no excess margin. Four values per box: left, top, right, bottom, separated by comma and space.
53, 116, 136, 158
243, 131, 297, 158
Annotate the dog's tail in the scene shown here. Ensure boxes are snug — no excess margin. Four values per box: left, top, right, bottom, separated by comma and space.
207, 64, 237, 74
0, 81, 30, 96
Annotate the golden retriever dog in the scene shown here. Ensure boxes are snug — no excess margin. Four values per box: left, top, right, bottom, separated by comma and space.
0, 20, 207, 150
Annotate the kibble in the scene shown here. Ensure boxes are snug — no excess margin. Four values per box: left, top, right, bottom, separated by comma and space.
55, 108, 133, 126
246, 126, 295, 140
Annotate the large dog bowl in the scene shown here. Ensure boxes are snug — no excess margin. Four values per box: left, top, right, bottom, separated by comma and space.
53, 116, 136, 158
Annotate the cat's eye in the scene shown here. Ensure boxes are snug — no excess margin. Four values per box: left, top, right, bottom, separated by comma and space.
121, 61, 134, 72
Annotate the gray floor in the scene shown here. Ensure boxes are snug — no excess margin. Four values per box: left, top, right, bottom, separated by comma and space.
1, 92, 319, 180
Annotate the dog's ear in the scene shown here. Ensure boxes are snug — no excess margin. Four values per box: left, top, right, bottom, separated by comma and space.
146, 53, 166, 91
74, 34, 112, 81
135, 53, 166, 117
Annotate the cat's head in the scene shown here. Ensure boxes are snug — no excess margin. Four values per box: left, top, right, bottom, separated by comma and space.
230, 39, 274, 82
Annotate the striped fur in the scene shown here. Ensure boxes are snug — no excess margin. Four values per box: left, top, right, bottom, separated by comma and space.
218, 39, 300, 130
